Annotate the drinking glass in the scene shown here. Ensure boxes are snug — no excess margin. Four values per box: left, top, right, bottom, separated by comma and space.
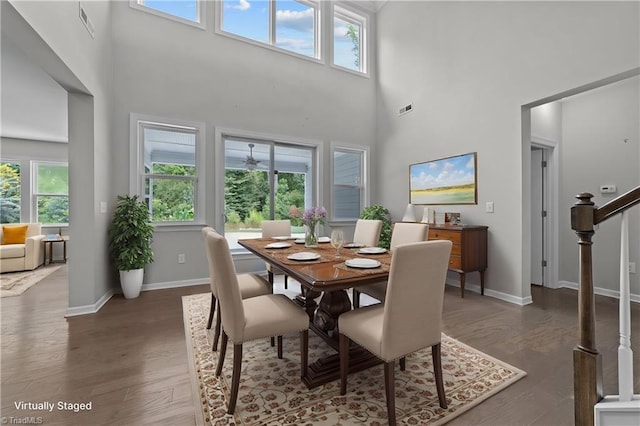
331, 230, 344, 258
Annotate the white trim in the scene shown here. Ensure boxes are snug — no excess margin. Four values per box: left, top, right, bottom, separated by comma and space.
65, 289, 114, 317
446, 277, 533, 306
560, 280, 640, 303
214, 126, 324, 234
330, 141, 370, 221
331, 2, 369, 75
531, 137, 560, 290
214, 0, 323, 64
129, 113, 206, 225
129, 0, 207, 30
141, 277, 209, 292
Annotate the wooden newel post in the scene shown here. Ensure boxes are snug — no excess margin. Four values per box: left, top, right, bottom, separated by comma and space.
571, 192, 603, 426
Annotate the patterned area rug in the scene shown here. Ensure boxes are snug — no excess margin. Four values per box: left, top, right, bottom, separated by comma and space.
0, 265, 62, 297
183, 293, 526, 425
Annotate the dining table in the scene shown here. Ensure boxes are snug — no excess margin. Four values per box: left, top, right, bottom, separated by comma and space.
238, 237, 392, 389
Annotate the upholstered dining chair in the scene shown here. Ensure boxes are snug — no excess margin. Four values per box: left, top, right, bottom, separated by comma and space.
352, 219, 383, 247
201, 227, 271, 351
353, 222, 429, 308
204, 230, 309, 414
339, 240, 452, 426
261, 219, 292, 289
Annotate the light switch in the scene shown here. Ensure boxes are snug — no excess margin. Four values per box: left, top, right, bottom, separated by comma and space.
100, 201, 107, 213
485, 202, 494, 213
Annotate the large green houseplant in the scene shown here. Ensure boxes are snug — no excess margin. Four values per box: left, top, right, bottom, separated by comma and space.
108, 195, 154, 298
360, 205, 392, 249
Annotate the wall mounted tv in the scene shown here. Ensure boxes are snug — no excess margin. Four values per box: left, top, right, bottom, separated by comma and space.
409, 152, 477, 205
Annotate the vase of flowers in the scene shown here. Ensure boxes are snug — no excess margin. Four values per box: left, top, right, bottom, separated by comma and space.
291, 205, 326, 248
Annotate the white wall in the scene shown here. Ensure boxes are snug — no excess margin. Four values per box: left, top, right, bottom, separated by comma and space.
559, 76, 640, 295
110, 2, 377, 285
4, 0, 114, 313
375, 1, 639, 302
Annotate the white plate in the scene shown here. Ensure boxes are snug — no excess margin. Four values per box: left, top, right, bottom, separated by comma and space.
287, 252, 321, 261
318, 237, 331, 243
265, 242, 292, 249
344, 243, 364, 248
272, 236, 291, 241
357, 247, 387, 254
294, 238, 305, 244
345, 258, 381, 269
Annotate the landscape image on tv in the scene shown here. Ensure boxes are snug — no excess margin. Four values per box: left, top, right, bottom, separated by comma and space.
410, 152, 477, 205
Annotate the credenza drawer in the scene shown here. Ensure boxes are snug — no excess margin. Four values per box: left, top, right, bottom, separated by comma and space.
429, 229, 462, 244
450, 244, 462, 256
448, 255, 462, 270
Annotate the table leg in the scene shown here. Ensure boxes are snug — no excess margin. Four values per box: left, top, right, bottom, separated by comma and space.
294, 287, 321, 321
49, 243, 53, 265
63, 241, 67, 263
314, 290, 352, 339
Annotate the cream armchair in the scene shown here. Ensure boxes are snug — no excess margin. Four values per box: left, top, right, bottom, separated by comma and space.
1, 223, 45, 273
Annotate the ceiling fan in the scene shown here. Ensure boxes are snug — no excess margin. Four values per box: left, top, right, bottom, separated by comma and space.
244, 143, 261, 171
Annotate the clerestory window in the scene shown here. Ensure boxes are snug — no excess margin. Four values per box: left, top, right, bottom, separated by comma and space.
218, 0, 320, 60
332, 5, 367, 74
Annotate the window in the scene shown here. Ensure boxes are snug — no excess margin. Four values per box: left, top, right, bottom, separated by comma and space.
132, 116, 205, 224
332, 146, 367, 220
219, 0, 320, 59
131, 0, 204, 27
333, 5, 366, 73
33, 162, 69, 225
0, 162, 21, 224
222, 135, 316, 250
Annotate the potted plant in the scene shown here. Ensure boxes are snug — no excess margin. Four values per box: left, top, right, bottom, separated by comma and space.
108, 194, 154, 299
360, 205, 392, 249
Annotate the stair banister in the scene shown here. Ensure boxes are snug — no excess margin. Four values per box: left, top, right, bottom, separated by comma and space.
618, 210, 632, 402
571, 186, 640, 425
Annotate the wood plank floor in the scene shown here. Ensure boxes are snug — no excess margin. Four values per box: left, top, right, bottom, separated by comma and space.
1, 265, 638, 425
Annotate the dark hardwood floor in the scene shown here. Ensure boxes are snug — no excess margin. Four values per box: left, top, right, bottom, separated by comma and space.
1, 265, 638, 425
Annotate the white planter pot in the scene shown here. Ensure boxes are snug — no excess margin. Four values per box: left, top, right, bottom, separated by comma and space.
120, 268, 144, 299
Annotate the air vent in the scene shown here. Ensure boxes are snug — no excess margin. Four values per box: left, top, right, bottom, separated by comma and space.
398, 102, 414, 116
79, 3, 95, 38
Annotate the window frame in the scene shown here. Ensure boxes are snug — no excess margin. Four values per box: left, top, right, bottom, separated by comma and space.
129, 0, 207, 30
330, 142, 369, 222
331, 4, 368, 75
130, 113, 206, 227
215, 0, 322, 63
31, 160, 69, 226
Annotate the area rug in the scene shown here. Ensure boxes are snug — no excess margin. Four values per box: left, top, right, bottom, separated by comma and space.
183, 293, 526, 425
0, 265, 62, 297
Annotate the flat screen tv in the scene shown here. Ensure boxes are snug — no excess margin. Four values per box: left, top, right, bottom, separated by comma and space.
409, 152, 477, 205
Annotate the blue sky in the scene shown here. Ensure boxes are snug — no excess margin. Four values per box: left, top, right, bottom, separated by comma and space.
142, 0, 359, 68
410, 154, 476, 190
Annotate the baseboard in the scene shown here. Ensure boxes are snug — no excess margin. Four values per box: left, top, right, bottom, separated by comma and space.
446, 280, 533, 306
559, 280, 640, 303
141, 277, 209, 292
65, 289, 114, 317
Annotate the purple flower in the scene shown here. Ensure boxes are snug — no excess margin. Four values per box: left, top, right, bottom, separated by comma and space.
301, 206, 326, 226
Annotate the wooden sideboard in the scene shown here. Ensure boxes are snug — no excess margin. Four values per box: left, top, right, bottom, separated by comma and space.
428, 224, 488, 298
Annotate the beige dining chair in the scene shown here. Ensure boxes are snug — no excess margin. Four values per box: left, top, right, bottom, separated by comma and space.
201, 227, 272, 351
353, 222, 429, 308
339, 240, 452, 426
352, 219, 383, 247
205, 230, 309, 414
261, 219, 291, 289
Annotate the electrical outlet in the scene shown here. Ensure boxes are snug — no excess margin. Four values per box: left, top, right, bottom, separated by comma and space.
630, 262, 636, 274
178, 254, 186, 264
485, 202, 494, 213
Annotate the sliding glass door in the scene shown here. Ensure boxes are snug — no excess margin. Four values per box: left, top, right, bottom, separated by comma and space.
223, 136, 315, 249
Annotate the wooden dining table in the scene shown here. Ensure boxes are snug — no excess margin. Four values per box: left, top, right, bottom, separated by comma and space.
238, 237, 392, 389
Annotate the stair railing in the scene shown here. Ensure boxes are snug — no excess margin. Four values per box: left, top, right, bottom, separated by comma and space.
570, 185, 640, 425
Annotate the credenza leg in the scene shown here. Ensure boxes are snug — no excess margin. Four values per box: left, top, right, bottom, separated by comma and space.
459, 272, 465, 298
480, 270, 485, 295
